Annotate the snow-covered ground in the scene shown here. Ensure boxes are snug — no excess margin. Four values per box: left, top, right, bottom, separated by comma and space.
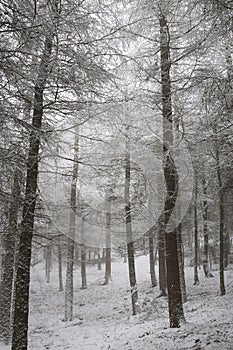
1, 256, 233, 349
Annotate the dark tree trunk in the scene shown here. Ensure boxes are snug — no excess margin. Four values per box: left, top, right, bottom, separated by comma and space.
202, 177, 213, 277
194, 175, 199, 285
80, 219, 87, 289
216, 146, 226, 295
58, 237, 63, 292
0, 168, 21, 343
11, 30, 54, 350
97, 248, 102, 270
149, 232, 157, 287
159, 12, 184, 328
102, 248, 106, 262
177, 224, 187, 303
158, 225, 167, 296
125, 129, 138, 315
104, 211, 111, 284
203, 178, 208, 262
224, 233, 230, 269
65, 126, 79, 321
45, 245, 52, 283
142, 237, 147, 255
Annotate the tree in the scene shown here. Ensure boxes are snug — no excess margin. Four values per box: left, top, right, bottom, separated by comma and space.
104, 192, 113, 285
159, 9, 184, 327
64, 125, 79, 321
125, 127, 138, 315
215, 139, 226, 295
57, 236, 63, 292
80, 218, 87, 290
193, 173, 200, 285
0, 166, 21, 343
11, 1, 59, 347
149, 229, 157, 287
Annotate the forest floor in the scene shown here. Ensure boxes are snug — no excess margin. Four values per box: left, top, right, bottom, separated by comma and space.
1, 254, 233, 350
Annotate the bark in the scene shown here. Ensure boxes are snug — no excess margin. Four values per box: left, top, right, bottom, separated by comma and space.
102, 248, 106, 261
97, 248, 102, 270
149, 231, 157, 287
0, 168, 21, 343
45, 245, 52, 283
174, 80, 187, 304
177, 224, 187, 303
11, 28, 54, 350
194, 175, 199, 285
159, 12, 184, 327
58, 237, 63, 292
64, 125, 79, 321
203, 178, 208, 262
216, 145, 226, 295
223, 233, 230, 268
125, 129, 138, 315
80, 219, 87, 289
158, 224, 167, 296
202, 177, 213, 277
104, 210, 111, 284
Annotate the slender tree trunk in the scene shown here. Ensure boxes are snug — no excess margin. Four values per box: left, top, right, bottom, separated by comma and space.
159, 12, 184, 327
202, 177, 213, 277
194, 175, 199, 285
158, 224, 167, 296
64, 126, 79, 321
80, 219, 87, 289
58, 237, 63, 292
216, 145, 226, 295
177, 224, 187, 302
224, 233, 230, 269
11, 27, 54, 350
142, 237, 147, 255
0, 168, 21, 343
104, 210, 111, 284
174, 104, 187, 303
97, 248, 102, 270
149, 231, 157, 287
45, 245, 52, 283
125, 129, 138, 315
102, 248, 106, 262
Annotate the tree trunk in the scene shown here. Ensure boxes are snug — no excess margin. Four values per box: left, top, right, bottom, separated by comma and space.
102, 248, 106, 262
223, 233, 230, 269
149, 231, 157, 287
194, 174, 199, 285
45, 245, 52, 283
97, 248, 102, 270
177, 224, 187, 303
159, 12, 184, 327
142, 237, 147, 255
104, 211, 111, 284
64, 126, 79, 321
58, 237, 63, 292
202, 177, 213, 277
216, 145, 226, 295
125, 128, 138, 315
80, 219, 87, 289
158, 225, 167, 296
11, 27, 54, 350
0, 168, 21, 343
